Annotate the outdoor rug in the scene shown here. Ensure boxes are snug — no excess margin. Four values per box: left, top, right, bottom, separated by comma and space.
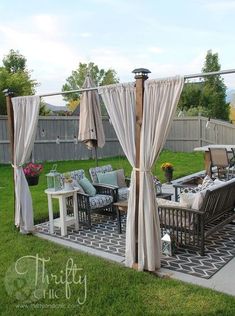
36, 215, 235, 279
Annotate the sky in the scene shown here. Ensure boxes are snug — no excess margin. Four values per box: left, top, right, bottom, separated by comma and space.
0, 0, 235, 106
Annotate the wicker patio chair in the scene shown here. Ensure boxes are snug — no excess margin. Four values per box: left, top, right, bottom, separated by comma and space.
89, 165, 130, 202
64, 169, 116, 228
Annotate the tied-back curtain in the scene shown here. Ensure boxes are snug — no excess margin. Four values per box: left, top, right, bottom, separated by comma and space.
12, 96, 40, 233
99, 83, 138, 264
137, 76, 184, 271
99, 77, 184, 272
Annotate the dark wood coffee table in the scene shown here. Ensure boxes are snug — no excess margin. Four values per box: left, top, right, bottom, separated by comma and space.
113, 200, 128, 234
114, 192, 173, 234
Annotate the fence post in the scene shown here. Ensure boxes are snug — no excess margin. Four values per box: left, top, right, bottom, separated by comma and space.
198, 116, 202, 147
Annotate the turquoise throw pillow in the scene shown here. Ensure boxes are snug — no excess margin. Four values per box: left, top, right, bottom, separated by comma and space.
97, 171, 118, 186
79, 177, 96, 196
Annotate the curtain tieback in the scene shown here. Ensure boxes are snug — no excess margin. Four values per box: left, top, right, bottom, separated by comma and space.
133, 167, 151, 173
11, 164, 23, 169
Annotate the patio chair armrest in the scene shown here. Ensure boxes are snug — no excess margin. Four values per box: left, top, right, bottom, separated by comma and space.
157, 204, 203, 230
76, 191, 90, 210
93, 184, 118, 201
94, 183, 119, 189
77, 191, 89, 197
157, 203, 204, 214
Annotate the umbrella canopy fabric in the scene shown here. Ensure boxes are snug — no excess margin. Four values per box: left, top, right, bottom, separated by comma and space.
78, 75, 105, 149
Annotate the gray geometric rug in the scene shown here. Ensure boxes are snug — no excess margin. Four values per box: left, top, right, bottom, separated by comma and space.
35, 215, 235, 279
161, 224, 235, 279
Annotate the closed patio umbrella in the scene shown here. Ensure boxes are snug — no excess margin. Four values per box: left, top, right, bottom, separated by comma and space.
78, 75, 105, 164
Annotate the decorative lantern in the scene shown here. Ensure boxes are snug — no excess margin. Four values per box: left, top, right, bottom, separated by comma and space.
161, 230, 172, 256
153, 176, 162, 195
46, 164, 61, 191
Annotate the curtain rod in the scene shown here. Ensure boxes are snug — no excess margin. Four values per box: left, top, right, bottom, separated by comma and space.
38, 68, 235, 98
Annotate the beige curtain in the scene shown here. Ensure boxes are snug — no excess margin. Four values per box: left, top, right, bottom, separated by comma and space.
99, 83, 137, 266
12, 96, 40, 233
137, 76, 184, 270
99, 77, 184, 271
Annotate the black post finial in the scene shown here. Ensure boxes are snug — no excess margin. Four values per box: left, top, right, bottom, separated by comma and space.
132, 68, 151, 79
3, 89, 14, 96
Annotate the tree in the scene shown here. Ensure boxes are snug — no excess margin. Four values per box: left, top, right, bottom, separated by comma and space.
201, 50, 229, 120
0, 50, 39, 115
39, 100, 51, 116
2, 49, 27, 73
62, 62, 119, 113
178, 82, 202, 111
178, 50, 229, 121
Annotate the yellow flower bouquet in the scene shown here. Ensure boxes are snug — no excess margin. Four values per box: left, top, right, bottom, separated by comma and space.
161, 162, 174, 171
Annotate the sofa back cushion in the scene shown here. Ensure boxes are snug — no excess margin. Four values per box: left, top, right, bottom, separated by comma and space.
97, 171, 118, 186
89, 165, 113, 183
60, 169, 85, 189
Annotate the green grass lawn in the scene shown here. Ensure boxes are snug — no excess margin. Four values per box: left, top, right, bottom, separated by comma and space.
1, 151, 235, 316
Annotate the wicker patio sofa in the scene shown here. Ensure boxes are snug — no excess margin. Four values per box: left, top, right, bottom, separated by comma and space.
157, 178, 235, 255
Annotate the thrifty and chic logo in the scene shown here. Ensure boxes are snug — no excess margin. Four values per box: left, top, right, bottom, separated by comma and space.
4, 254, 87, 304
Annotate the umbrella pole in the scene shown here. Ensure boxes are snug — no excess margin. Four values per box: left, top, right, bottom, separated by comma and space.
94, 146, 98, 166
132, 68, 150, 268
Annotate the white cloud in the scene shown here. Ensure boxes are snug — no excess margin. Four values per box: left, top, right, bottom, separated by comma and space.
79, 32, 92, 38
148, 47, 164, 54
32, 14, 59, 35
203, 0, 235, 12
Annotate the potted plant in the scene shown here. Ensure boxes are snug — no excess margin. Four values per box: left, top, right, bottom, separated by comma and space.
161, 162, 174, 183
63, 173, 74, 190
23, 162, 43, 186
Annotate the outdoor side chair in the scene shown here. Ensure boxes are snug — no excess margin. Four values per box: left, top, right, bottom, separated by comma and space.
89, 165, 130, 202
209, 148, 235, 180
63, 169, 116, 228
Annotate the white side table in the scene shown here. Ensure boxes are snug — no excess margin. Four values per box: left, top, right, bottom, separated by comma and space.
45, 188, 79, 236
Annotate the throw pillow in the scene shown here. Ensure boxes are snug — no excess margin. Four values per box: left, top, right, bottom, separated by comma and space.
191, 190, 207, 210
179, 192, 195, 208
72, 180, 85, 193
79, 177, 96, 196
116, 169, 127, 188
213, 178, 225, 186
200, 175, 214, 190
97, 171, 118, 187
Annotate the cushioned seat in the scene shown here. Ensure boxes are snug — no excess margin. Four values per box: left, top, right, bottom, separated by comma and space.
89, 194, 113, 210
118, 187, 129, 201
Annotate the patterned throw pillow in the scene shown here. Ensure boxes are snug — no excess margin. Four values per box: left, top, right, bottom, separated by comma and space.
79, 177, 96, 196
116, 169, 127, 188
97, 171, 118, 187
72, 180, 85, 193
200, 175, 214, 190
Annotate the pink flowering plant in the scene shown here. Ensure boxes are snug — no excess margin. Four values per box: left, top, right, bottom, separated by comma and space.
23, 163, 43, 177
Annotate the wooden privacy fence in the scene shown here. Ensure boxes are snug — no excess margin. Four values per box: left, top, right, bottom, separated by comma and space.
1, 115, 235, 163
